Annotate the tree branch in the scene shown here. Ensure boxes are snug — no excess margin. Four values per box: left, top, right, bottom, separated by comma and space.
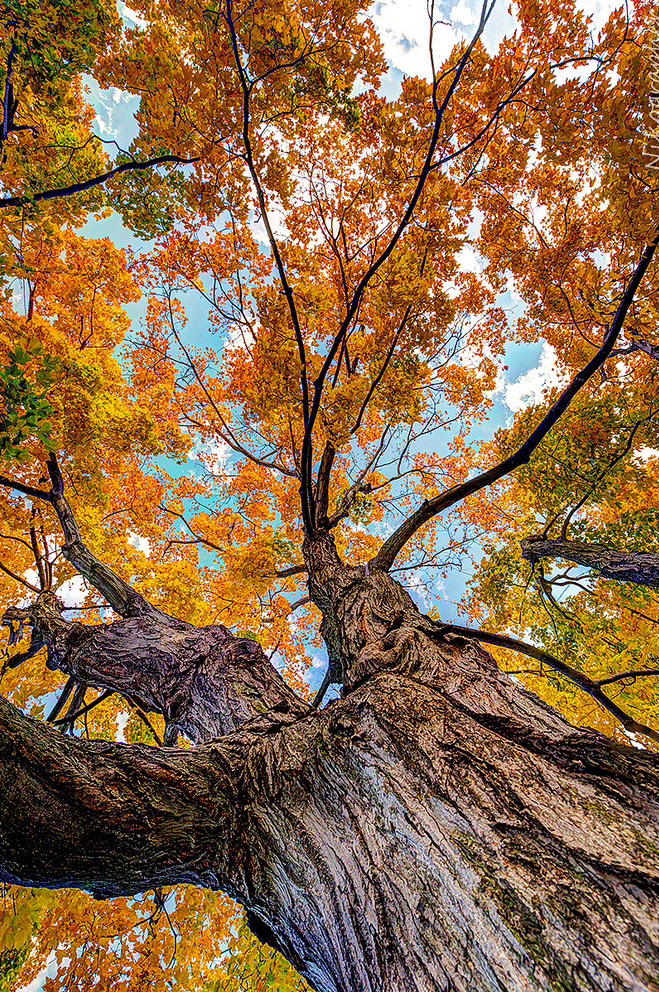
52, 688, 115, 727
0, 154, 201, 209
559, 414, 652, 540
223, 0, 314, 533
314, 442, 335, 529
370, 228, 659, 573
436, 623, 659, 744
520, 537, 659, 590
45, 675, 76, 723
596, 669, 659, 688
0, 560, 39, 592
0, 694, 241, 895
45, 455, 161, 619
298, 0, 497, 538
0, 474, 51, 501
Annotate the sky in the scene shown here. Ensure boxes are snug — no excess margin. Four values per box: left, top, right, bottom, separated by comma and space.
86, 0, 620, 424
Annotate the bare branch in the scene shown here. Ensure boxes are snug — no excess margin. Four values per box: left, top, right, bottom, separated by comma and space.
0, 154, 201, 209
0, 560, 39, 592
0, 474, 51, 501
223, 0, 313, 532
299, 0, 498, 536
45, 675, 76, 723
436, 622, 659, 744
45, 456, 161, 619
596, 669, 659, 688
53, 688, 115, 727
274, 564, 307, 578
309, 669, 331, 711
370, 228, 659, 573
520, 537, 659, 590
314, 442, 336, 529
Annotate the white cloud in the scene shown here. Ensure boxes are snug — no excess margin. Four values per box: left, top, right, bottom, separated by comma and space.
128, 532, 151, 556
497, 341, 568, 413
16, 951, 59, 992
407, 572, 430, 606
456, 244, 485, 273
57, 575, 88, 609
120, 2, 148, 29
373, 0, 460, 79
450, 0, 477, 26
116, 710, 130, 742
82, 77, 140, 147
13, 569, 39, 609
249, 204, 289, 247
191, 438, 231, 474
635, 446, 659, 463
24, 568, 39, 588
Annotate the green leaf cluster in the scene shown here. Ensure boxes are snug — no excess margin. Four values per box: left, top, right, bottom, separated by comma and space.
3, 0, 120, 97
0, 341, 58, 461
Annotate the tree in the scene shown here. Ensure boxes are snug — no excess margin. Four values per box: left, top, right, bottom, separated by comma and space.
1, 0, 659, 989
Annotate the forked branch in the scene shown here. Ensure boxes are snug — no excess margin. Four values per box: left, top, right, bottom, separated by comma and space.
370, 229, 659, 572
0, 455, 160, 619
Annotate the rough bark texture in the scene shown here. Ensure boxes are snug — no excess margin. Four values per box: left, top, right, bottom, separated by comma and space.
521, 537, 659, 589
2, 592, 306, 742
1, 533, 659, 992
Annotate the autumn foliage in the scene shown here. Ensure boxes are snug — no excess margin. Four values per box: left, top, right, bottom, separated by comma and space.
1, 0, 659, 986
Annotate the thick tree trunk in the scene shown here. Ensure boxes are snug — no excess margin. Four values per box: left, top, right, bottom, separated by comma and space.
1, 534, 659, 992
520, 536, 659, 589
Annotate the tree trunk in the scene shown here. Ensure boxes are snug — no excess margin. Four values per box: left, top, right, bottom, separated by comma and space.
520, 536, 659, 589
1, 537, 659, 992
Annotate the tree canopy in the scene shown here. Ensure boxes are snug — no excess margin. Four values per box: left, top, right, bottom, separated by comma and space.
1, 0, 659, 988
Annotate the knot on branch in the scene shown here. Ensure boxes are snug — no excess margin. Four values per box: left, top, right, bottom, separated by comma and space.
2, 591, 73, 670
519, 535, 545, 562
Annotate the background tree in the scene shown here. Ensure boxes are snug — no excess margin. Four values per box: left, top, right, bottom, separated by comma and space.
1, 0, 659, 990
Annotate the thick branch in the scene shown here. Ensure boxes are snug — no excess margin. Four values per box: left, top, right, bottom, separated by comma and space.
2, 588, 308, 743
0, 459, 156, 618
520, 536, 659, 590
314, 442, 336, 529
0, 694, 241, 895
1, 39, 16, 146
45, 457, 158, 619
0, 154, 201, 208
370, 230, 659, 572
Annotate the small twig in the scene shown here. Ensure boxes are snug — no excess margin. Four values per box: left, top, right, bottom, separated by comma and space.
596, 669, 659, 687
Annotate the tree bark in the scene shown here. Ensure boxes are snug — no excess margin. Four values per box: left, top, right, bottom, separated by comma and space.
2, 536, 659, 992
1, 591, 307, 743
521, 536, 659, 590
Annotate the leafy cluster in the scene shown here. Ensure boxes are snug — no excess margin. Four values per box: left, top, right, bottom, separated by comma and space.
0, 340, 57, 461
